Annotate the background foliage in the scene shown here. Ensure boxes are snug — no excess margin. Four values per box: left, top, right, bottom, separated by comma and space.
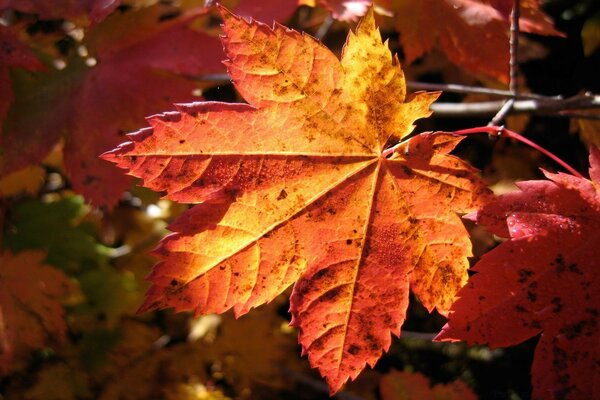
0, 0, 598, 399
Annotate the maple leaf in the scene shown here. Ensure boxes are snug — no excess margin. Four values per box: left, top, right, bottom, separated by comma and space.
0, 0, 121, 23
0, 26, 43, 132
103, 7, 490, 393
436, 148, 600, 399
0, 250, 78, 374
489, 0, 563, 37
0, 4, 224, 207
382, 0, 561, 81
379, 370, 477, 400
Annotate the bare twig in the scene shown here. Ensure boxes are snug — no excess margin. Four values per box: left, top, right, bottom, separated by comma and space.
407, 81, 551, 100
401, 330, 437, 341
190, 74, 600, 119
489, 0, 521, 126
315, 16, 335, 40
431, 93, 600, 118
194, 73, 554, 100
489, 98, 516, 126
510, 0, 520, 96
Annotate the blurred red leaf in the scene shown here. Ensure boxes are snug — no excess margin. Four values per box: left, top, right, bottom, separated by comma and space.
0, 26, 42, 131
0, 250, 77, 374
1, 4, 224, 207
380, 370, 477, 400
0, 0, 121, 23
385, 0, 561, 81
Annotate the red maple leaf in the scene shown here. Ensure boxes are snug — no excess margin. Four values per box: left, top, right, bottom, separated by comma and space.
1, 4, 224, 207
228, 0, 300, 22
0, 26, 42, 133
0, 250, 77, 374
103, 7, 491, 393
436, 148, 600, 399
0, 0, 121, 24
381, 0, 561, 81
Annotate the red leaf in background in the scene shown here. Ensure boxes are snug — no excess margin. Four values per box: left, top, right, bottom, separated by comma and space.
232, 0, 300, 22
389, 0, 510, 82
489, 0, 564, 36
383, 0, 562, 81
0, 26, 42, 132
380, 370, 477, 400
0, 250, 78, 374
1, 4, 224, 207
436, 148, 600, 399
0, 0, 121, 23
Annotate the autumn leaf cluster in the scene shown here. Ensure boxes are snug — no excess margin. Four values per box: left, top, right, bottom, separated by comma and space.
1, 1, 599, 399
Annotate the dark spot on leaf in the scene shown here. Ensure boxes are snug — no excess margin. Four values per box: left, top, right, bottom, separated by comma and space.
348, 345, 361, 355
518, 268, 533, 283
320, 286, 344, 302
568, 263, 583, 275
346, 239, 352, 245
83, 175, 100, 185
277, 189, 288, 200
551, 297, 563, 314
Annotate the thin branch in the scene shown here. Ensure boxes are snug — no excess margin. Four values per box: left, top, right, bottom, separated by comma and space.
407, 81, 551, 100
510, 0, 520, 96
488, 98, 515, 126
193, 73, 554, 100
431, 93, 600, 118
489, 0, 521, 126
315, 16, 335, 40
189, 75, 600, 119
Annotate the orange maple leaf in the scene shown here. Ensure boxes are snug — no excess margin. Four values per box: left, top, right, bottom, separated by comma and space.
103, 7, 490, 393
0, 250, 77, 374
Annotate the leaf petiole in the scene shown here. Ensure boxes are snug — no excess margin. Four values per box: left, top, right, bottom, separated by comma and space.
453, 125, 585, 179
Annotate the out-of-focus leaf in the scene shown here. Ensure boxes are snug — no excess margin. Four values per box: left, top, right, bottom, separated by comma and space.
0, 25, 43, 139
20, 362, 91, 400
0, 250, 78, 374
0, 0, 121, 24
76, 267, 142, 325
1, 4, 224, 207
582, 12, 600, 56
0, 165, 45, 197
380, 370, 477, 400
3, 195, 110, 272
